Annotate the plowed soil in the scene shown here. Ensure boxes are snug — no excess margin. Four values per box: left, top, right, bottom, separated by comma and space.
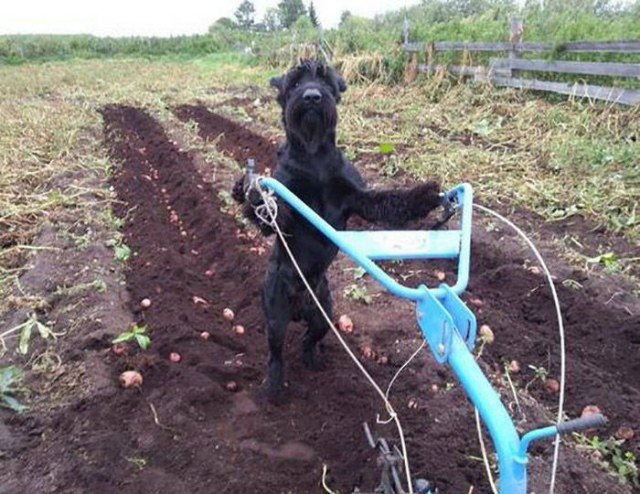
1, 97, 638, 494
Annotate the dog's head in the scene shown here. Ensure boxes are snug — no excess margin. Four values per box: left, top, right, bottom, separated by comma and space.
270, 59, 347, 154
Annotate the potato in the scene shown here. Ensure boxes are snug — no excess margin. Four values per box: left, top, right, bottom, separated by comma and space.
359, 344, 374, 359
225, 381, 239, 392
111, 343, 127, 356
222, 308, 235, 321
615, 426, 634, 441
169, 352, 182, 363
508, 360, 521, 373
433, 269, 446, 281
140, 298, 152, 309
119, 370, 143, 388
192, 295, 210, 307
544, 378, 560, 393
338, 314, 354, 333
478, 324, 494, 344
581, 405, 602, 418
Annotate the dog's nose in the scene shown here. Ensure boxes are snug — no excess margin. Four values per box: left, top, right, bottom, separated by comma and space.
303, 88, 322, 104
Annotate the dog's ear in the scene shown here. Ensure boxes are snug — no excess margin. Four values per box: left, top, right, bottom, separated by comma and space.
269, 76, 282, 90
337, 76, 347, 93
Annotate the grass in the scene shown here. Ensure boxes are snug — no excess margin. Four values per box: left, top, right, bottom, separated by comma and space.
334, 79, 639, 247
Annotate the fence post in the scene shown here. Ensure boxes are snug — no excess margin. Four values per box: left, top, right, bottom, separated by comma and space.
403, 15, 410, 46
508, 18, 524, 78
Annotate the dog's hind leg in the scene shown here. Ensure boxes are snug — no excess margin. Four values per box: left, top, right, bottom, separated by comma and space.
262, 270, 292, 399
301, 275, 332, 370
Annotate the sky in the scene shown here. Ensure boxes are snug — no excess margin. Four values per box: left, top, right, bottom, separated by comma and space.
0, 0, 422, 37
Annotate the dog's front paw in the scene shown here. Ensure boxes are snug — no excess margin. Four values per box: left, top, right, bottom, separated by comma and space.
422, 180, 441, 196
232, 175, 246, 204
411, 181, 442, 215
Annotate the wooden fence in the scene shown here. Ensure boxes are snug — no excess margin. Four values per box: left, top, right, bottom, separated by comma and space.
402, 20, 640, 106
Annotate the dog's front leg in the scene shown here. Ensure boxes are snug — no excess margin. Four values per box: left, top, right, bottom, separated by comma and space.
350, 181, 443, 226
232, 174, 294, 237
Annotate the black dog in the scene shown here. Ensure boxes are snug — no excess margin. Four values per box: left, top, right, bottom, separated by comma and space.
233, 59, 444, 399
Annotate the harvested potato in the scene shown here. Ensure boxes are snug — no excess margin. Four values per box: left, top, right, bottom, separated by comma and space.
338, 314, 354, 333
478, 324, 494, 344
222, 308, 235, 321
119, 370, 143, 388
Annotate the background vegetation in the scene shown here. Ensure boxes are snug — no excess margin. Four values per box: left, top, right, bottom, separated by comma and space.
2, 0, 640, 66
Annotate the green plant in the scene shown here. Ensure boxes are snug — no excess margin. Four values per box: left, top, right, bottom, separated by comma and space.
126, 456, 148, 470
114, 243, 132, 262
378, 141, 395, 154
525, 363, 549, 391
343, 283, 373, 304
0, 365, 27, 413
344, 266, 367, 280
218, 189, 236, 214
586, 251, 623, 273
577, 435, 640, 487
55, 278, 108, 297
100, 207, 125, 230
112, 324, 151, 350
106, 237, 131, 262
0, 313, 57, 356
562, 279, 583, 290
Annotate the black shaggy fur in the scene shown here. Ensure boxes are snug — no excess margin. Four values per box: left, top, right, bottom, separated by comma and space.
233, 59, 443, 399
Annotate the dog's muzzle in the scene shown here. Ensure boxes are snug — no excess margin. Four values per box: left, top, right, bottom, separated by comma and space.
302, 88, 322, 104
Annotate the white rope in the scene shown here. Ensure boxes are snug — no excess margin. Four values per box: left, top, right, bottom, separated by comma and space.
473, 203, 566, 494
378, 339, 426, 425
253, 180, 415, 494
253, 188, 279, 227
475, 407, 499, 494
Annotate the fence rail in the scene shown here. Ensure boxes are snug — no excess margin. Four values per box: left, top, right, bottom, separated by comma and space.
489, 58, 640, 79
402, 24, 640, 106
403, 40, 640, 54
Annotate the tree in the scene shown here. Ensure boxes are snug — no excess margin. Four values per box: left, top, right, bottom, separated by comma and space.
263, 7, 282, 31
234, 0, 255, 29
308, 1, 320, 27
339, 10, 352, 26
278, 0, 307, 29
208, 17, 236, 33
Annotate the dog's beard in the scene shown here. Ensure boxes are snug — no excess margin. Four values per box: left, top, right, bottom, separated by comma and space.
287, 104, 336, 154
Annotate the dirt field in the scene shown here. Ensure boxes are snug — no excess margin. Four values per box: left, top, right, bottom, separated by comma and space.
1, 63, 639, 493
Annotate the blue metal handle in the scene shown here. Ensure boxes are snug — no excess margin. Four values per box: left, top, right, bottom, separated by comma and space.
259, 177, 473, 300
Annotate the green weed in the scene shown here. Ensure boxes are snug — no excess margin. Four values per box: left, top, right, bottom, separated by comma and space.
112, 324, 151, 350
576, 434, 640, 487
343, 283, 373, 305
0, 313, 57, 357
0, 365, 27, 413
105, 237, 131, 262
